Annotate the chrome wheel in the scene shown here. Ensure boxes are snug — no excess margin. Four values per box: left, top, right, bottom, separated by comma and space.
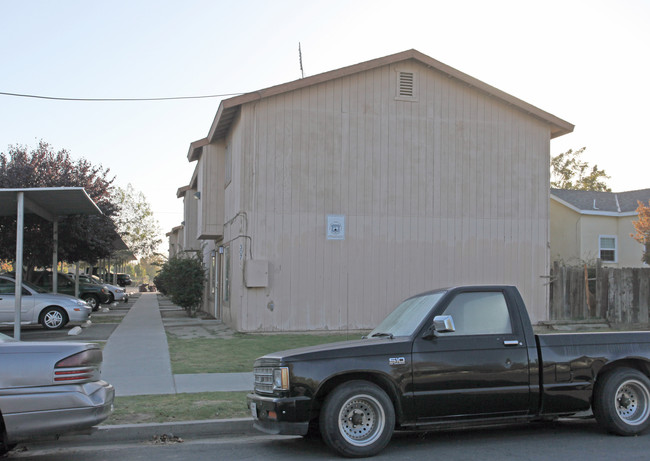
615, 379, 650, 425
337, 393, 386, 447
41, 308, 65, 330
83, 295, 99, 311
320, 380, 395, 457
594, 368, 650, 435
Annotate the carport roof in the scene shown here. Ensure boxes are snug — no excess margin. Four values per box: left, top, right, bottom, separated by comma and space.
0, 187, 102, 220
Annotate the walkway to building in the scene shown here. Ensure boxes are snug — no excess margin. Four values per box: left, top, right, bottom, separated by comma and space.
101, 292, 251, 397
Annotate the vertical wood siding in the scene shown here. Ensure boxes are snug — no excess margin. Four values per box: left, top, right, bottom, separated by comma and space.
229, 60, 551, 331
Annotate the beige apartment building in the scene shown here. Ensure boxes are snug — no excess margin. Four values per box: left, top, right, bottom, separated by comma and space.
171, 49, 573, 332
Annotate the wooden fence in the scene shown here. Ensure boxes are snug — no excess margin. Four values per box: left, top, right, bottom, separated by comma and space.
550, 262, 650, 324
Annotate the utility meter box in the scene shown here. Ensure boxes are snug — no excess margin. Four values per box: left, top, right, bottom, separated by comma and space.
245, 260, 269, 288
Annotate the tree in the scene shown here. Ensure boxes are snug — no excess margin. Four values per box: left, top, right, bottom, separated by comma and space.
153, 254, 205, 315
631, 200, 650, 265
113, 184, 162, 259
0, 141, 118, 273
551, 147, 611, 192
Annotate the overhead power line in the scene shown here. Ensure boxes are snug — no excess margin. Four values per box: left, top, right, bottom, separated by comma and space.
0, 91, 244, 102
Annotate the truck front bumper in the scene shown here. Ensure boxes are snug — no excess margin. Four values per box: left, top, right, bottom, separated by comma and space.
247, 393, 312, 436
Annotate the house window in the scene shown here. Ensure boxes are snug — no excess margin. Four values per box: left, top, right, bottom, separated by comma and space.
599, 236, 617, 263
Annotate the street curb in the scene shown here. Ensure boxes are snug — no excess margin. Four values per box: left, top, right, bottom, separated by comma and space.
62, 418, 257, 444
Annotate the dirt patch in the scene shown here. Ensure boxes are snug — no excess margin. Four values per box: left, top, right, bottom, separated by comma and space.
165, 324, 236, 339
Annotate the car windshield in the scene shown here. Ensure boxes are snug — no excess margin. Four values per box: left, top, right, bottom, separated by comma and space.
368, 290, 447, 338
0, 275, 47, 294
22, 279, 47, 293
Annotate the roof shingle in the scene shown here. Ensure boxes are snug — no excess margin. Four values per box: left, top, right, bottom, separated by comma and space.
551, 188, 650, 213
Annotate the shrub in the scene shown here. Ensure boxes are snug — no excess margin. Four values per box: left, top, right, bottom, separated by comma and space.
154, 255, 205, 315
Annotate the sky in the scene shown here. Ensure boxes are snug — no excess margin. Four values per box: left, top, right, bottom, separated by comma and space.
1, 0, 649, 254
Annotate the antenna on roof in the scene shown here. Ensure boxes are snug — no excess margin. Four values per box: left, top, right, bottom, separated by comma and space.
298, 42, 305, 79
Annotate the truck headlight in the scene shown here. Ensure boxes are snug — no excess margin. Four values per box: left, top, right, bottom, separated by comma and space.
273, 367, 289, 390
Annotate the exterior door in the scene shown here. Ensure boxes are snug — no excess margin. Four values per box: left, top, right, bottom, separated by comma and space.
212, 249, 221, 320
411, 290, 532, 421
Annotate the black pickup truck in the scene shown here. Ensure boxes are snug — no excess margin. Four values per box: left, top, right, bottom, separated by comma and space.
248, 285, 650, 457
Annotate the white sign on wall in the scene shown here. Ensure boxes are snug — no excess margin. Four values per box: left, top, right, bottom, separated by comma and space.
327, 215, 345, 240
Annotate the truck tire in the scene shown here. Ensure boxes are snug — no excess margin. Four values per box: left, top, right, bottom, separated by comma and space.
319, 380, 395, 458
82, 294, 100, 311
593, 367, 650, 435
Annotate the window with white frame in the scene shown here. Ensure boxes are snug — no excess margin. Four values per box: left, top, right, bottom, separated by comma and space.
599, 235, 617, 263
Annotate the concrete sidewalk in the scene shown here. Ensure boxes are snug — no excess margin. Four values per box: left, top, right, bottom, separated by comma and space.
102, 292, 252, 397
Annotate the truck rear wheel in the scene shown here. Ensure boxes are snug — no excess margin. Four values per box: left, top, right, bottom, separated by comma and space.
319, 380, 394, 458
594, 368, 650, 435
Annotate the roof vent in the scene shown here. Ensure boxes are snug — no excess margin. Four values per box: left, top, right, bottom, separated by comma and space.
398, 71, 415, 98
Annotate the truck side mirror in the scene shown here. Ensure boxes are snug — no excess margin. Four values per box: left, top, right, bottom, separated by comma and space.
433, 315, 455, 334
422, 315, 456, 340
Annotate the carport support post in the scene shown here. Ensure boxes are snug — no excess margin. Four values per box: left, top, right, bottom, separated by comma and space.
14, 192, 24, 340
52, 220, 58, 294
74, 261, 80, 297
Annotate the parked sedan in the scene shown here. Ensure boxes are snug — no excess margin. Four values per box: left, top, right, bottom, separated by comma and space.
74, 274, 128, 304
0, 332, 114, 454
0, 275, 91, 330
28, 271, 110, 311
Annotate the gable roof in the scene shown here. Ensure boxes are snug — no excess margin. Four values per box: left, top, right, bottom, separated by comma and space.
551, 188, 650, 216
189, 49, 574, 161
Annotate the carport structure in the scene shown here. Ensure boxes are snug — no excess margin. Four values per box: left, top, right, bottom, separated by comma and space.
0, 187, 102, 340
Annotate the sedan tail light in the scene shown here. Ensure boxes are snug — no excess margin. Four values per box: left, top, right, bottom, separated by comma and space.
54, 348, 102, 383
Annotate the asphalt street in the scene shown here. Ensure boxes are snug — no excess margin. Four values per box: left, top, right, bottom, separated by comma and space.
8, 420, 650, 461
0, 322, 117, 341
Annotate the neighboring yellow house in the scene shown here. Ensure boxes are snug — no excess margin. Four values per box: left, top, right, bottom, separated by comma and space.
550, 188, 650, 267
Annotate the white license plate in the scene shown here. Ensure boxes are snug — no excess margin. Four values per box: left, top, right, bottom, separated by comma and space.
250, 402, 257, 419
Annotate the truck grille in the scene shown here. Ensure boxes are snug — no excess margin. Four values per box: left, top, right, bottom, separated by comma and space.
254, 367, 274, 394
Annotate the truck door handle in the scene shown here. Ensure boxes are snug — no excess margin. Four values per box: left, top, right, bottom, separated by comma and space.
503, 340, 520, 346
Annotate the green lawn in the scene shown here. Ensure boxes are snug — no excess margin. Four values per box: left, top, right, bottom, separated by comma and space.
167, 332, 362, 374
104, 392, 250, 425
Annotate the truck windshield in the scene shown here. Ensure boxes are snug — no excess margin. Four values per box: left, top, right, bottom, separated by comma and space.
368, 291, 446, 338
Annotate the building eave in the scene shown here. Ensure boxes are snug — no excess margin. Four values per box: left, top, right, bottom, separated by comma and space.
176, 185, 191, 198
187, 137, 209, 162
206, 48, 574, 142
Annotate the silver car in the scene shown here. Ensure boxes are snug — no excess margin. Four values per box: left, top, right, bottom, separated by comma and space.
0, 275, 92, 330
0, 332, 114, 454
77, 274, 128, 304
